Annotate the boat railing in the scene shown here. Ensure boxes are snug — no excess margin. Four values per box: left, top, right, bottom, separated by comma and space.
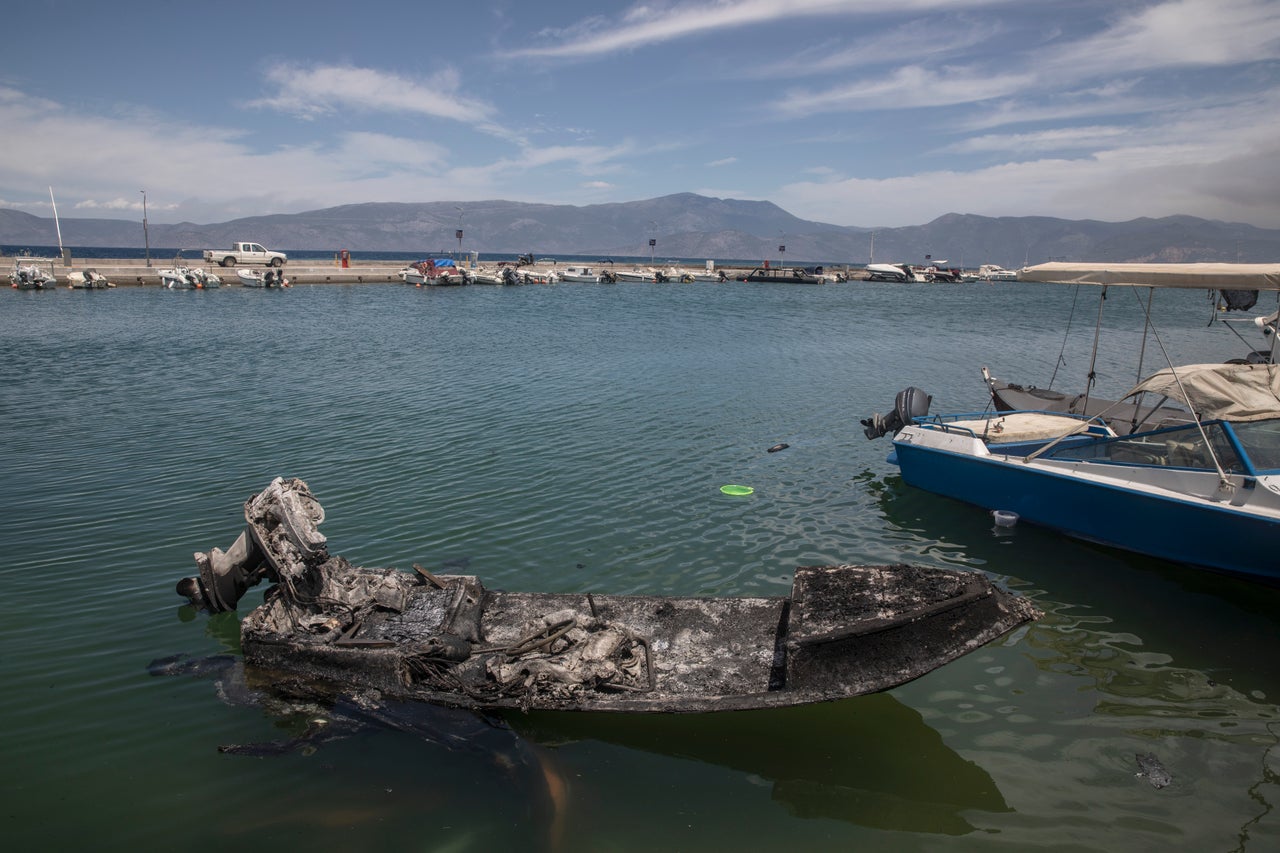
912, 410, 1111, 440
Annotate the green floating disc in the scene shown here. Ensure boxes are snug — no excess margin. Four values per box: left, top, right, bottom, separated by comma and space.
720, 484, 754, 496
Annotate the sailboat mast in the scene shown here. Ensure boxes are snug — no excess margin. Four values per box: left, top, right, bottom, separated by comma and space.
49, 187, 64, 254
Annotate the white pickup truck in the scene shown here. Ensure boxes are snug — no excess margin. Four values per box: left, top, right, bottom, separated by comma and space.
203, 242, 288, 268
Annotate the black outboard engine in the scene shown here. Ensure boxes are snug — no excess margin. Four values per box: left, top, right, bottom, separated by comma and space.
860, 387, 931, 440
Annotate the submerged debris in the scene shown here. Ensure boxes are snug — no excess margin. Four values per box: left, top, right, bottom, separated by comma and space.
1136, 752, 1173, 789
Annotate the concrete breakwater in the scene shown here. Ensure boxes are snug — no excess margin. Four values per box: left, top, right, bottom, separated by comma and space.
4, 256, 407, 286
6, 254, 861, 286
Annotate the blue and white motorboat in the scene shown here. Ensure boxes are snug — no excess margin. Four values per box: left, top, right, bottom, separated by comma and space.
863, 262, 1280, 582
888, 362, 1280, 581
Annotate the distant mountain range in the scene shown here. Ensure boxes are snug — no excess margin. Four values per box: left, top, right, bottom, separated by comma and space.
3, 193, 1277, 268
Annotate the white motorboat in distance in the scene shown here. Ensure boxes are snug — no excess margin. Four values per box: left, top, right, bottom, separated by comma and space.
557, 265, 601, 283
237, 268, 289, 287
160, 266, 221, 289
866, 263, 913, 282
67, 269, 114, 289
10, 259, 55, 289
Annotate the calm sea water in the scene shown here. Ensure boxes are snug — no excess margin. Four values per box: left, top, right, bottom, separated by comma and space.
2, 280, 1278, 852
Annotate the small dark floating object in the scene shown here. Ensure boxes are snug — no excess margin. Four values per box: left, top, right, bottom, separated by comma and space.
1136, 752, 1172, 789
767, 443, 790, 453
176, 477, 1040, 713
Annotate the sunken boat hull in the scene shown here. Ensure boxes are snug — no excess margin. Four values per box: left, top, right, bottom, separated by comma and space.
181, 478, 1039, 713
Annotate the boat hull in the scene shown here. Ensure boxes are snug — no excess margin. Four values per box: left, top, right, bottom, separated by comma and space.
239, 561, 1036, 713
892, 431, 1280, 580
180, 477, 1039, 714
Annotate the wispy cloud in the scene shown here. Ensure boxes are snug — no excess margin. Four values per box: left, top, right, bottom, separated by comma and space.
944, 126, 1135, 155
0, 86, 630, 222
769, 0, 1280, 120
777, 91, 1280, 227
509, 0, 1008, 59
74, 197, 180, 213
707, 156, 738, 167
776, 66, 1034, 115
252, 64, 500, 128
1044, 0, 1280, 75
742, 17, 1003, 80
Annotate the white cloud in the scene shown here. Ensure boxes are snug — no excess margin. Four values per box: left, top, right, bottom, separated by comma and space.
510, 0, 1009, 58
251, 64, 501, 130
743, 17, 1003, 79
1046, 0, 1280, 74
707, 156, 738, 167
775, 66, 1035, 115
778, 131, 1280, 228
945, 126, 1134, 155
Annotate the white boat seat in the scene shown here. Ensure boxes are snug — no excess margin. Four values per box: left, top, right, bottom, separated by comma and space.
938, 412, 1094, 444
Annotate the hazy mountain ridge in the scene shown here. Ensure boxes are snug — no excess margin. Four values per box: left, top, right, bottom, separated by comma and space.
3, 194, 1277, 268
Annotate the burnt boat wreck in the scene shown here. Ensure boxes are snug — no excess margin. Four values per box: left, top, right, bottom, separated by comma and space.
177, 477, 1039, 713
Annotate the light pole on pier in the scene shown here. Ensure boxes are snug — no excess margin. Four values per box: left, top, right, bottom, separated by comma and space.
140, 190, 151, 267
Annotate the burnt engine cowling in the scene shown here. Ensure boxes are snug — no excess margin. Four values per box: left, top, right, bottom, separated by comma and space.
860, 387, 931, 440
177, 477, 328, 612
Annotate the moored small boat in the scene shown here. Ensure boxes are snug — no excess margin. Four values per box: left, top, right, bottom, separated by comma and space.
557, 265, 600, 283
863, 260, 1280, 582
237, 268, 289, 287
10, 260, 55, 289
740, 266, 824, 284
67, 269, 114, 289
160, 267, 221, 289
399, 258, 466, 286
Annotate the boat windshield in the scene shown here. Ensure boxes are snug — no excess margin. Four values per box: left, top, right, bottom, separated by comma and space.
1227, 419, 1280, 472
1044, 420, 1252, 473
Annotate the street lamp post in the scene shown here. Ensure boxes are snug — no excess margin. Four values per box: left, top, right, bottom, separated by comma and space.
140, 190, 151, 267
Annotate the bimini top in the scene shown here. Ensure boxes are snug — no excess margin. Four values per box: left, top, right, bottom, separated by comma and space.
1125, 363, 1280, 422
1018, 262, 1280, 290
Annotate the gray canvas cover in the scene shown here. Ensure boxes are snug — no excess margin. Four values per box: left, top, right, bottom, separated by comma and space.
1018, 262, 1280, 290
1125, 363, 1280, 422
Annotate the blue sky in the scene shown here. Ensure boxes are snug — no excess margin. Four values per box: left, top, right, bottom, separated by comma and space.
3, 0, 1279, 228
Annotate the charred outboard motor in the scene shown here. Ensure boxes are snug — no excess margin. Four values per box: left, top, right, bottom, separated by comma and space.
177, 477, 328, 612
860, 387, 931, 440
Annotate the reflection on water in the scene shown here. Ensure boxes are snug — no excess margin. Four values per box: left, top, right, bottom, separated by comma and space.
511, 695, 1009, 837
873, 473, 1280, 851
